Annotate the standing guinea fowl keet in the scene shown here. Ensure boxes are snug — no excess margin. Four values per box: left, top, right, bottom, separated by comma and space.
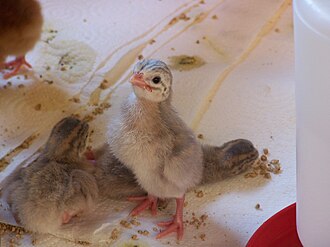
108, 59, 208, 240
0, 0, 43, 79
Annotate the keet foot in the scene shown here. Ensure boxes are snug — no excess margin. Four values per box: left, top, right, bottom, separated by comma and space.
128, 194, 158, 216
156, 196, 185, 240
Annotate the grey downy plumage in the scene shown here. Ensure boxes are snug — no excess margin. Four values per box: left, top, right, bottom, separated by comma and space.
106, 59, 259, 239
94, 139, 258, 199
2, 117, 98, 234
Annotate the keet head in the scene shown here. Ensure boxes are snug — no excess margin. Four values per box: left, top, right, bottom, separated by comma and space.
130, 59, 172, 102
44, 117, 89, 159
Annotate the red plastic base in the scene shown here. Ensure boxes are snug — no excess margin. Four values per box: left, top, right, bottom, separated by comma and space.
246, 203, 303, 247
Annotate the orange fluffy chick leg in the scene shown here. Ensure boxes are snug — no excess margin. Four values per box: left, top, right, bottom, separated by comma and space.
3, 56, 32, 79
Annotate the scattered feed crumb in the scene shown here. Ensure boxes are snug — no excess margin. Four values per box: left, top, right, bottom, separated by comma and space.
200, 214, 208, 221
31, 237, 37, 245
260, 155, 267, 161
195, 190, 204, 198
70, 97, 80, 103
34, 104, 42, 111
137, 230, 149, 236
255, 203, 261, 210
275, 28, 280, 32
99, 79, 108, 89
131, 234, 138, 240
212, 15, 218, 20
120, 220, 132, 229
245, 149, 282, 179
110, 228, 120, 240
169, 17, 178, 25
200, 233, 206, 241
149, 39, 156, 45
200, 0, 205, 4
178, 13, 190, 21
130, 219, 141, 226
197, 134, 204, 139
138, 54, 144, 60
75, 240, 90, 245
44, 79, 54, 84
101, 102, 111, 109
153, 227, 159, 232
186, 213, 209, 229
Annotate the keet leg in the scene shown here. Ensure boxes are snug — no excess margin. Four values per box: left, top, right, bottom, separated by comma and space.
128, 194, 158, 216
156, 195, 185, 240
61, 212, 73, 224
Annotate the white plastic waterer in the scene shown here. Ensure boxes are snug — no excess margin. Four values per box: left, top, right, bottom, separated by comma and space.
294, 0, 330, 246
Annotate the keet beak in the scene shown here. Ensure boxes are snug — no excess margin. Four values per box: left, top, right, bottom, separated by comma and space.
129, 73, 153, 92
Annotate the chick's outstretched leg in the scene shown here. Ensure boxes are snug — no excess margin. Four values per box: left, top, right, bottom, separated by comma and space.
3, 56, 32, 79
61, 212, 73, 224
156, 196, 185, 240
128, 194, 158, 216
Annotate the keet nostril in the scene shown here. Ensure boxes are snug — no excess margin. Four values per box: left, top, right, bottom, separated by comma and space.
135, 72, 143, 78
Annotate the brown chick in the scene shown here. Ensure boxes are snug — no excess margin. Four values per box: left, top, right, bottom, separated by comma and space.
0, 0, 43, 79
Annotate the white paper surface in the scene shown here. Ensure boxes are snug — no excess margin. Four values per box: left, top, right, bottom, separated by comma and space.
0, 0, 295, 246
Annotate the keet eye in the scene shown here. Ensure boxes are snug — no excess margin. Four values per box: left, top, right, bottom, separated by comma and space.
152, 76, 161, 84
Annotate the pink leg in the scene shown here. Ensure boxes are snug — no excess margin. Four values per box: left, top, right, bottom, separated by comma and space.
84, 149, 95, 161
3, 56, 32, 79
62, 212, 73, 224
156, 195, 185, 240
84, 149, 96, 165
128, 194, 158, 216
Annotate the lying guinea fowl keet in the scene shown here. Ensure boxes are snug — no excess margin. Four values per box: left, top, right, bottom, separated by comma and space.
107, 59, 258, 240
0, 0, 43, 79
2, 116, 258, 236
2, 117, 98, 234
93, 139, 258, 199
